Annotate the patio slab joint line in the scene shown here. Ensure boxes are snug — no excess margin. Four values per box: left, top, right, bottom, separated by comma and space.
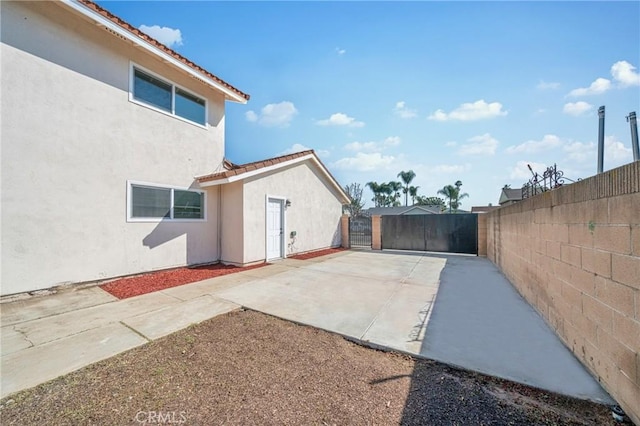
359, 282, 404, 341
119, 321, 151, 342
157, 290, 188, 301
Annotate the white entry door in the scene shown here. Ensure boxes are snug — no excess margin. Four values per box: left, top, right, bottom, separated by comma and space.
266, 198, 284, 260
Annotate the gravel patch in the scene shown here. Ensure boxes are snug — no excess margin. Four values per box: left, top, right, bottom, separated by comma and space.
0, 310, 615, 425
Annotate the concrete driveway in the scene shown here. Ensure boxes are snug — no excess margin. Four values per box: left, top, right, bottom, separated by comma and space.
215, 250, 444, 355
1, 249, 612, 404
215, 250, 612, 404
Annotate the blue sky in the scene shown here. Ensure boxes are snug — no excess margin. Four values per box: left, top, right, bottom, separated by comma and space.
100, 1, 639, 207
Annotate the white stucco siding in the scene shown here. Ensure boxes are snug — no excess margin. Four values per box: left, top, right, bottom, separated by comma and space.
1, 2, 225, 295
242, 162, 343, 264
220, 182, 244, 265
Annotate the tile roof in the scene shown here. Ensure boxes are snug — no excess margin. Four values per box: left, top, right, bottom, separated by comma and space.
75, 0, 249, 102
197, 150, 350, 204
198, 151, 315, 182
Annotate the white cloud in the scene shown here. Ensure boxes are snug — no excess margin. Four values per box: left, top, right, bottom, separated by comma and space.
279, 143, 329, 158
139, 25, 183, 48
384, 136, 401, 147
611, 60, 640, 87
428, 100, 507, 121
344, 141, 376, 152
245, 111, 258, 122
332, 152, 396, 171
563, 140, 595, 163
537, 80, 560, 90
563, 136, 631, 166
431, 164, 470, 174
279, 143, 311, 155
510, 161, 548, 180
567, 77, 611, 97
604, 135, 633, 162
394, 101, 417, 119
316, 113, 365, 127
428, 110, 448, 121
566, 61, 638, 97
563, 101, 593, 116
245, 101, 298, 127
457, 133, 499, 156
445, 141, 457, 147
336, 47, 346, 55
344, 136, 400, 152
506, 134, 562, 154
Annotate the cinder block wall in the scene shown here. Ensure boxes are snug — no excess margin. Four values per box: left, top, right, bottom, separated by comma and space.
486, 161, 639, 424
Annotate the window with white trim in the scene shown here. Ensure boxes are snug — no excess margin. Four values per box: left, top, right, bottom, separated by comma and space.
128, 182, 205, 221
130, 65, 207, 126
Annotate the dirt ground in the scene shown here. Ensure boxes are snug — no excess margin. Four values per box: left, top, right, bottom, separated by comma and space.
0, 309, 616, 425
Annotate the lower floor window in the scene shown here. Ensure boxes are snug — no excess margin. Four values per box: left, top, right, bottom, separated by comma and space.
128, 181, 204, 221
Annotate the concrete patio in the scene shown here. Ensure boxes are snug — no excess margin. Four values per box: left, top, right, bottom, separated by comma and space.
0, 250, 613, 405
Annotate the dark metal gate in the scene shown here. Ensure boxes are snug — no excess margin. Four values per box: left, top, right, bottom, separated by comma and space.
349, 214, 372, 247
381, 214, 478, 254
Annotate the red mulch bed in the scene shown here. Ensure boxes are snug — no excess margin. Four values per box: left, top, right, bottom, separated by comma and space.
100, 263, 267, 300
288, 247, 346, 260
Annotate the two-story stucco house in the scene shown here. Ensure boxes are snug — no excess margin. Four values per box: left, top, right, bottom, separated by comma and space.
1, 0, 349, 296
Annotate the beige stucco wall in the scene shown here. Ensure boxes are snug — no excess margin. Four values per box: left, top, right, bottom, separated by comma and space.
486, 161, 640, 425
240, 161, 343, 264
220, 182, 244, 265
1, 2, 225, 295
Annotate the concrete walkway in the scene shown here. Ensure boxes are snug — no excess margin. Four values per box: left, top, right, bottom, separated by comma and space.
0, 250, 613, 405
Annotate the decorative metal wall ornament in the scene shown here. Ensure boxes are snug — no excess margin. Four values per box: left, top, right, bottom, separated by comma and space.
521, 164, 580, 199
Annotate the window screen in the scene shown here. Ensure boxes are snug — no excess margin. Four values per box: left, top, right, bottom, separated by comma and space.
131, 185, 171, 218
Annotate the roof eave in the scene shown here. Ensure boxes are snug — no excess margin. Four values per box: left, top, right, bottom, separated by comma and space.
197, 153, 350, 204
62, 0, 248, 104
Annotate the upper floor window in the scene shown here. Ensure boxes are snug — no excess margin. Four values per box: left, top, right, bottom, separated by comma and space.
130, 65, 207, 126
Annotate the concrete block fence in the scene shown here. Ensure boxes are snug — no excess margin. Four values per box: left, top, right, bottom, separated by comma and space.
486, 161, 639, 424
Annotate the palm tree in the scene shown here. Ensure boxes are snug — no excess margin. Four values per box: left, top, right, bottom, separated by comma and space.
437, 185, 457, 213
438, 181, 469, 213
452, 191, 469, 212
388, 181, 403, 206
408, 186, 419, 205
453, 181, 469, 212
366, 181, 382, 207
397, 170, 416, 206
